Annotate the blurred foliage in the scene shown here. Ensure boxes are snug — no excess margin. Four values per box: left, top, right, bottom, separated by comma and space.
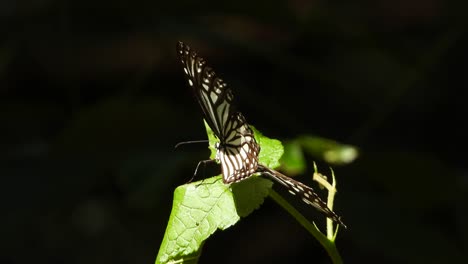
1, 0, 468, 263
280, 140, 307, 175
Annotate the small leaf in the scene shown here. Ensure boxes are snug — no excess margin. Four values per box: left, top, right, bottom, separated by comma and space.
252, 127, 283, 169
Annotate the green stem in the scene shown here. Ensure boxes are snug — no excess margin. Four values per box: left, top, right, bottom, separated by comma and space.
269, 190, 343, 264
327, 169, 337, 240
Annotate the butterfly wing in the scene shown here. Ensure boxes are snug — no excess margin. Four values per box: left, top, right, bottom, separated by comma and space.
218, 112, 260, 183
258, 165, 346, 227
177, 41, 259, 183
176, 41, 234, 141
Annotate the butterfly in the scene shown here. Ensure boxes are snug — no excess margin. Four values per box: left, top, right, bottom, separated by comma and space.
176, 41, 346, 227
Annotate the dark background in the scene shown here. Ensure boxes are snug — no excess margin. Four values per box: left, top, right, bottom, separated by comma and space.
1, 0, 467, 263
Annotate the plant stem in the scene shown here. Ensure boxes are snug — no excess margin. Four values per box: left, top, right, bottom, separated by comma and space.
269, 190, 343, 264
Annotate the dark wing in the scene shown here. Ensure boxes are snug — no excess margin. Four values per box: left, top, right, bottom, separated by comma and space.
257, 165, 346, 227
176, 41, 234, 141
217, 112, 260, 183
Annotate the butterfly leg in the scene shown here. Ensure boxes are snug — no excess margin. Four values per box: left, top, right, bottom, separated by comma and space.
189, 159, 217, 185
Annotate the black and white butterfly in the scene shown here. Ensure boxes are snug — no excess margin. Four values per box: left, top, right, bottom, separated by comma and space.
176, 41, 345, 227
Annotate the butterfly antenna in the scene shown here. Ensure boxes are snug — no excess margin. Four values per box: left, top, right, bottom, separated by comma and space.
174, 140, 210, 149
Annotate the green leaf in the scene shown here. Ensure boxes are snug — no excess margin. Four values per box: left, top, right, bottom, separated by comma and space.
156, 176, 273, 264
252, 126, 283, 169
204, 121, 218, 160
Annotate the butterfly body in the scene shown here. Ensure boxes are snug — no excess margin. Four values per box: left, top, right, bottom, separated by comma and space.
176, 41, 345, 227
